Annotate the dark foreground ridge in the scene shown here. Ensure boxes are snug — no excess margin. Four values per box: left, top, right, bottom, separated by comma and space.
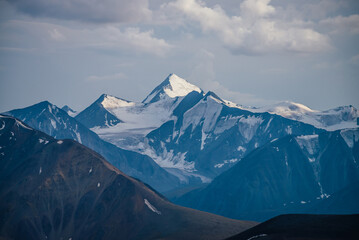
0, 115, 256, 240
226, 214, 359, 240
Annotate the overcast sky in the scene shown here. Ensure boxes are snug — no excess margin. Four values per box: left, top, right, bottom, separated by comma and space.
0, 0, 358, 112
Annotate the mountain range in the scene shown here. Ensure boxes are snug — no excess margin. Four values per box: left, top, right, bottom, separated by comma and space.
2, 73, 359, 223
75, 74, 353, 183
249, 101, 359, 131
173, 128, 359, 221
5, 101, 181, 192
0, 114, 256, 240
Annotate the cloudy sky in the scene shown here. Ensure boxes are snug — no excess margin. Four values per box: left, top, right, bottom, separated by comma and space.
0, 0, 358, 112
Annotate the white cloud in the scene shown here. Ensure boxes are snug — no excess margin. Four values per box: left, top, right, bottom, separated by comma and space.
164, 0, 332, 55
6, 0, 152, 23
240, 0, 275, 19
320, 14, 359, 35
1, 20, 172, 56
86, 26, 173, 56
111, 28, 173, 56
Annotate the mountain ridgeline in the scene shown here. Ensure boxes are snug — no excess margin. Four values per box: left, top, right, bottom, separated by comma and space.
2, 73, 359, 225
0, 115, 256, 240
74, 74, 330, 184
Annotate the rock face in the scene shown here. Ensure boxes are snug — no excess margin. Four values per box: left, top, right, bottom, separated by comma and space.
174, 129, 359, 221
0, 115, 256, 240
226, 214, 359, 240
5, 102, 181, 192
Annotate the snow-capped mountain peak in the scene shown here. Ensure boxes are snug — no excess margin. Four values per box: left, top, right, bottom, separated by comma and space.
164, 73, 202, 98
143, 73, 203, 103
250, 101, 359, 131
100, 94, 135, 109
253, 101, 316, 116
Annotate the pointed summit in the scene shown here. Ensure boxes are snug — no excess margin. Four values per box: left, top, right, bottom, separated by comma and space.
62, 105, 77, 117
143, 73, 203, 104
204, 91, 224, 103
75, 94, 123, 129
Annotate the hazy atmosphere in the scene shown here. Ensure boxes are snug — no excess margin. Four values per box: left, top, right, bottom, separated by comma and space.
1, 0, 358, 112
1, 1, 359, 239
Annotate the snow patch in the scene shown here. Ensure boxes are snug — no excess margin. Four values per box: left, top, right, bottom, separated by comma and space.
165, 167, 211, 183
144, 199, 161, 215
57, 140, 63, 144
284, 154, 288, 166
200, 130, 207, 150
340, 129, 359, 148
38, 138, 49, 144
97, 182, 101, 187
317, 193, 330, 199
238, 116, 263, 142
264, 117, 273, 132
16, 120, 32, 130
39, 167, 42, 175
295, 135, 319, 155
50, 119, 57, 129
214, 158, 239, 168
74, 125, 82, 144
247, 234, 268, 240
286, 126, 292, 134
237, 146, 246, 152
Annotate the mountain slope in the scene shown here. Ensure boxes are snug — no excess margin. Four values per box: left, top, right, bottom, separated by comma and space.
0, 115, 256, 240
4, 101, 181, 192
226, 214, 359, 240
174, 129, 359, 221
307, 181, 359, 215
